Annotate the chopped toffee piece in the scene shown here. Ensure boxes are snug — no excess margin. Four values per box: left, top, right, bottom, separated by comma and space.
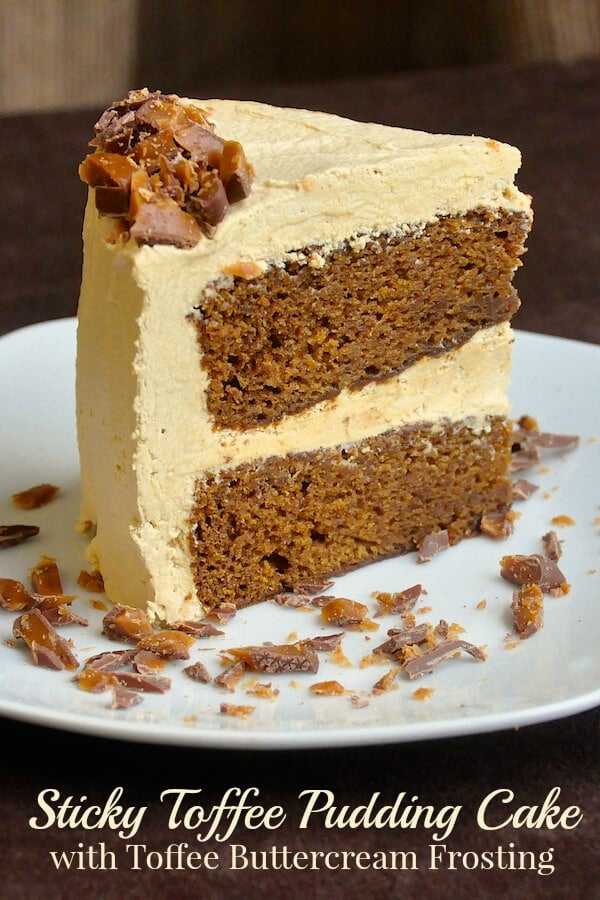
480, 510, 515, 539
13, 608, 79, 670
83, 648, 138, 671
77, 569, 105, 593
208, 602, 237, 623
30, 556, 63, 595
374, 623, 429, 657
511, 423, 580, 467
79, 89, 254, 247
102, 604, 154, 642
512, 479, 539, 500
303, 633, 345, 652
413, 687, 435, 701
309, 594, 336, 608
269, 592, 311, 608
500, 553, 567, 592
41, 603, 87, 628
220, 260, 262, 279
517, 414, 539, 431
11, 483, 59, 509
291, 576, 335, 596
509, 446, 541, 472
527, 431, 580, 451
28, 643, 70, 670
417, 530, 450, 563
372, 668, 399, 694
401, 639, 486, 679
435, 619, 450, 639
171, 620, 224, 636
0, 524, 40, 549
310, 680, 346, 696
330, 644, 353, 668
320, 598, 368, 627
550, 514, 575, 527
444, 622, 467, 640
136, 629, 195, 659
132, 649, 165, 674
34, 593, 76, 613
112, 671, 172, 693
111, 685, 144, 709
246, 682, 279, 700
224, 643, 319, 674
129, 193, 203, 248
350, 694, 369, 709
373, 584, 423, 616
183, 661, 212, 683
76, 668, 116, 692
0, 578, 36, 611
219, 140, 253, 202
511, 584, 544, 639
90, 598, 109, 612
78, 664, 169, 699
214, 661, 247, 691
542, 530, 563, 561
220, 702, 255, 718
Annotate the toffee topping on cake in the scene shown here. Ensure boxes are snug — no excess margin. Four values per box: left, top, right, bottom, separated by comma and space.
79, 89, 254, 248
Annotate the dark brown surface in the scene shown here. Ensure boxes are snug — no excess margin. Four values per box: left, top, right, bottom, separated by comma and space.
0, 60, 598, 899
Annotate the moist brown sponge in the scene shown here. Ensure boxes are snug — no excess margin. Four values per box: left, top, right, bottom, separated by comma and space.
192, 209, 529, 429
188, 417, 512, 610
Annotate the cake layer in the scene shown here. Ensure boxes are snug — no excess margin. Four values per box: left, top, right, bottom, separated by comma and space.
194, 208, 528, 428
189, 416, 513, 610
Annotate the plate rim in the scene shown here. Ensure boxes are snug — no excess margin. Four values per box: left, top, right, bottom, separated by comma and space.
1, 683, 599, 750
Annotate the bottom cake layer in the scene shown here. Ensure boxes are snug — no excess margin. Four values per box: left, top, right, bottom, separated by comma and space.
189, 416, 512, 611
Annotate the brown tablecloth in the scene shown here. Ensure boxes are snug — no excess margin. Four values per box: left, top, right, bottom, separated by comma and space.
0, 60, 598, 899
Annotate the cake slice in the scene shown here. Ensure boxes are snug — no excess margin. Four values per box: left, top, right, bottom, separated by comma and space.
76, 89, 532, 624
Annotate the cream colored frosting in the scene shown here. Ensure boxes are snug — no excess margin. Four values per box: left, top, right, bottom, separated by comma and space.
76, 99, 529, 622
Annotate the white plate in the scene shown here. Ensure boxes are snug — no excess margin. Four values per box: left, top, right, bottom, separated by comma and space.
0, 318, 598, 748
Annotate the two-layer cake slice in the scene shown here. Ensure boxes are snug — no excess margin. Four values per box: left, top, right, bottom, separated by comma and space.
76, 90, 532, 623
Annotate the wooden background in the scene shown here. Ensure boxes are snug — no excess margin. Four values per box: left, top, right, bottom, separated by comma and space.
1, 0, 599, 113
